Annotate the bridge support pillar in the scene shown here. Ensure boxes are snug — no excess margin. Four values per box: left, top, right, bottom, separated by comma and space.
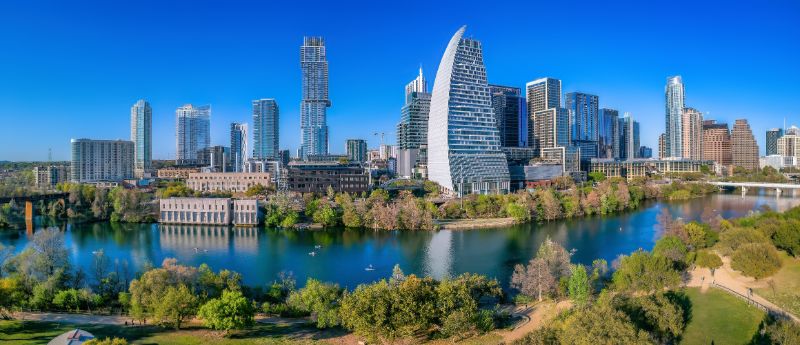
776, 188, 782, 198
741, 187, 747, 198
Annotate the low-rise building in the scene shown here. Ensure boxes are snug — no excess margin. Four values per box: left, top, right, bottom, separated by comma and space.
508, 163, 563, 191
157, 167, 201, 179
34, 165, 70, 188
589, 159, 711, 179
159, 198, 260, 226
186, 172, 271, 193
287, 162, 369, 194
760, 155, 797, 170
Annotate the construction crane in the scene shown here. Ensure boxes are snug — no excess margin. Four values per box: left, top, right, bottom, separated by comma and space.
373, 132, 385, 147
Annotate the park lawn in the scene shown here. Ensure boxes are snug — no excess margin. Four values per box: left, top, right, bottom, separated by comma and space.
681, 288, 766, 345
0, 320, 320, 345
755, 251, 800, 317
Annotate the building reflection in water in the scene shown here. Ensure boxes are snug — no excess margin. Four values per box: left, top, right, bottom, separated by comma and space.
159, 224, 259, 254
423, 230, 452, 279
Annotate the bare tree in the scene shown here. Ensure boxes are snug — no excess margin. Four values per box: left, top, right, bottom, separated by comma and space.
511, 258, 555, 301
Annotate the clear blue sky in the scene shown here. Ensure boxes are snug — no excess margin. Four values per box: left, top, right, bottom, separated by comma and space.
1, 0, 798, 161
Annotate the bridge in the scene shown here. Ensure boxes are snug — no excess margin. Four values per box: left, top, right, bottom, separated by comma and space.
708, 181, 800, 197
0, 193, 68, 222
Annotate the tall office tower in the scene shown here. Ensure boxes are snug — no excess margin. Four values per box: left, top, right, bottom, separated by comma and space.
130, 99, 152, 177
428, 26, 510, 195
397, 68, 432, 150
658, 133, 666, 159
489, 84, 523, 147
766, 128, 784, 156
702, 120, 732, 166
777, 132, 800, 160
681, 107, 704, 160
639, 146, 653, 158
175, 104, 211, 165
525, 77, 563, 151
731, 119, 759, 170
598, 108, 619, 159
300, 36, 330, 160
252, 99, 279, 159
665, 76, 685, 158
565, 92, 599, 159
346, 139, 368, 163
618, 113, 639, 160
70, 139, 134, 182
230, 123, 248, 172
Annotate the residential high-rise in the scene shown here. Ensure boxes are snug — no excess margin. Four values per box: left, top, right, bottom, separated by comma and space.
252, 99, 279, 159
397, 68, 431, 150
776, 127, 800, 161
665, 76, 685, 158
618, 113, 639, 160
658, 133, 666, 159
345, 139, 368, 163
70, 139, 134, 182
300, 36, 330, 160
766, 128, 783, 156
230, 123, 248, 172
565, 92, 599, 159
526, 77, 564, 151
702, 120, 732, 166
130, 99, 152, 177
598, 108, 619, 159
427, 26, 509, 194
489, 84, 523, 147
731, 119, 759, 170
175, 104, 211, 165
681, 107, 704, 160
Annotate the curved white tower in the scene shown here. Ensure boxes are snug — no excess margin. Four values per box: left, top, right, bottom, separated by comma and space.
427, 26, 509, 195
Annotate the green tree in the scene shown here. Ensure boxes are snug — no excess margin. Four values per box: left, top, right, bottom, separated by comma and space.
731, 243, 782, 279
568, 265, 590, 308
560, 304, 651, 345
588, 172, 606, 183
623, 293, 686, 343
652, 235, 688, 267
694, 250, 723, 269
153, 284, 197, 329
773, 219, 800, 256
244, 184, 268, 197
287, 278, 342, 328
198, 289, 255, 332
766, 319, 800, 345
312, 204, 339, 227
83, 338, 129, 345
612, 250, 680, 293
719, 227, 769, 255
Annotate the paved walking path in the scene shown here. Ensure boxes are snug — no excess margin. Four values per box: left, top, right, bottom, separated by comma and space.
498, 300, 572, 343
687, 255, 799, 323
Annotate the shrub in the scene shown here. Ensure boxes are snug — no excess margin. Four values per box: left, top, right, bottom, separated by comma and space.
772, 220, 800, 257
731, 243, 782, 279
694, 250, 722, 269
718, 228, 769, 255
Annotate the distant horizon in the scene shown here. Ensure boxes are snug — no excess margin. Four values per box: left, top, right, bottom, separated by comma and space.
1, 0, 798, 161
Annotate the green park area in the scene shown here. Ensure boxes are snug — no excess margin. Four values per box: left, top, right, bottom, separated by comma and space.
681, 288, 766, 345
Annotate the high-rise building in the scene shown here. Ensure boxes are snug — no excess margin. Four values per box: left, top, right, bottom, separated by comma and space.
681, 107, 704, 160
230, 123, 248, 172
130, 99, 152, 177
300, 36, 330, 160
598, 108, 619, 159
197, 146, 232, 172
618, 113, 639, 160
777, 130, 800, 161
526, 77, 563, 151
766, 128, 783, 156
489, 84, 523, 147
665, 76, 685, 158
70, 139, 134, 182
252, 99, 279, 159
639, 146, 653, 159
428, 26, 510, 194
658, 133, 666, 159
565, 92, 599, 159
397, 68, 431, 150
175, 104, 211, 165
702, 120, 732, 166
731, 119, 759, 170
787, 125, 800, 136
345, 139, 368, 163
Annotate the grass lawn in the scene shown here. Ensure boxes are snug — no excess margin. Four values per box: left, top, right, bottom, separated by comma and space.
755, 251, 800, 317
0, 320, 321, 345
681, 287, 766, 345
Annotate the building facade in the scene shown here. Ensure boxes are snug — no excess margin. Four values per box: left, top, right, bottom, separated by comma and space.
618, 113, 639, 160
252, 99, 279, 159
702, 120, 732, 166
130, 99, 152, 177
33, 166, 69, 188
300, 37, 330, 160
186, 172, 271, 193
589, 159, 711, 180
639, 146, 653, 158
176, 104, 211, 165
70, 139, 134, 182
598, 108, 619, 159
658, 133, 666, 159
565, 92, 599, 160
427, 26, 510, 194
230, 123, 248, 172
526, 77, 564, 152
157, 167, 201, 179
777, 133, 800, 161
731, 119, 759, 170
398, 68, 431, 151
766, 128, 783, 156
197, 146, 232, 172
345, 139, 367, 163
286, 162, 369, 194
159, 198, 260, 226
681, 107, 704, 160
489, 84, 523, 147
665, 76, 685, 158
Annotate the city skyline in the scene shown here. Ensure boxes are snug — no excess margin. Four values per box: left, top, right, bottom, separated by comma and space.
1, 1, 799, 161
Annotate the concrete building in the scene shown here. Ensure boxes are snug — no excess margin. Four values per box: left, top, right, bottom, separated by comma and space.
70, 139, 134, 182
766, 128, 784, 156
300, 37, 330, 159
761, 155, 797, 170
658, 133, 666, 159
490, 84, 524, 147
731, 119, 759, 170
34, 165, 69, 188
777, 132, 800, 161
589, 159, 711, 180
186, 172, 271, 193
396, 148, 419, 178
526, 78, 568, 153
157, 167, 201, 179
427, 26, 510, 194
345, 139, 368, 163
197, 146, 231, 172
252, 99, 279, 159
286, 161, 369, 194
702, 120, 732, 166
159, 198, 260, 226
176, 104, 211, 165
508, 163, 563, 191
665, 76, 685, 158
131, 99, 152, 177
681, 107, 704, 160
565, 92, 599, 160
230, 123, 248, 172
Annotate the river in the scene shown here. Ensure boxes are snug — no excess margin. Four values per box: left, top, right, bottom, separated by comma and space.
1, 191, 798, 289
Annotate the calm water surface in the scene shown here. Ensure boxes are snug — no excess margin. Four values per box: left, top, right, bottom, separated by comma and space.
1, 191, 798, 289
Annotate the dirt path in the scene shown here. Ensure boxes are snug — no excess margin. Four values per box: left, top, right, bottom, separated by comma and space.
498, 300, 572, 343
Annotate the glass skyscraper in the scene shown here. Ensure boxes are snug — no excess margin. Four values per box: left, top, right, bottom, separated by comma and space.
252, 99, 279, 159
525, 78, 568, 154
665, 76, 685, 158
428, 26, 509, 195
618, 113, 640, 160
489, 85, 523, 147
230, 123, 248, 172
565, 92, 599, 159
397, 68, 431, 151
130, 99, 151, 177
766, 128, 783, 156
300, 37, 330, 160
598, 108, 619, 159
175, 104, 211, 165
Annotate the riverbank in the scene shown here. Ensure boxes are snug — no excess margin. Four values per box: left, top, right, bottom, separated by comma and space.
435, 217, 518, 230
